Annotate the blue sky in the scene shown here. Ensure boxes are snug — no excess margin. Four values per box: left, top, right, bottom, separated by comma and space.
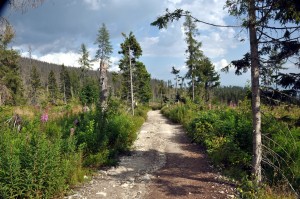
2, 0, 255, 86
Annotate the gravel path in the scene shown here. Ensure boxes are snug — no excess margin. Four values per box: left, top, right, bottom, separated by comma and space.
67, 110, 236, 199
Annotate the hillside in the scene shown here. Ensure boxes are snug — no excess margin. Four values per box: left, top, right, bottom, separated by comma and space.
18, 57, 99, 87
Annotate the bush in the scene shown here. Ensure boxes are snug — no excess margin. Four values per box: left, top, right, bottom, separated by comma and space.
162, 101, 300, 195
0, 101, 148, 198
0, 120, 81, 198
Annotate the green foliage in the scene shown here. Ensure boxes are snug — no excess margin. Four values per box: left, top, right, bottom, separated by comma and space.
161, 102, 197, 127
78, 43, 91, 79
60, 64, 72, 103
135, 62, 152, 104
80, 77, 99, 106
29, 65, 41, 105
0, 45, 24, 105
48, 70, 58, 104
0, 119, 81, 198
162, 101, 300, 194
94, 23, 113, 62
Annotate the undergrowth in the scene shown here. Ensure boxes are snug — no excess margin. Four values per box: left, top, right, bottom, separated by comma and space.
161, 100, 300, 198
0, 99, 148, 198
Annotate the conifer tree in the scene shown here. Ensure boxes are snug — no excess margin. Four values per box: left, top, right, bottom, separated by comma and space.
48, 70, 58, 104
0, 24, 23, 105
60, 64, 71, 104
78, 43, 91, 83
29, 65, 41, 105
118, 32, 142, 115
199, 57, 220, 102
152, 0, 299, 183
183, 15, 204, 101
171, 66, 180, 101
135, 61, 152, 104
94, 23, 113, 111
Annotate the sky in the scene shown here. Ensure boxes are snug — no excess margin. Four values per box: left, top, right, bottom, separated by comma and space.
1, 0, 255, 86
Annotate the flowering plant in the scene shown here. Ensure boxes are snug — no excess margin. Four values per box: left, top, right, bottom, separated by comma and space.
41, 112, 48, 123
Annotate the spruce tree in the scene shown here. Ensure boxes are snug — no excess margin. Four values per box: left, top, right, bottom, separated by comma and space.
199, 57, 220, 102
118, 32, 142, 115
60, 64, 71, 104
134, 61, 152, 104
29, 65, 41, 105
94, 23, 113, 111
48, 70, 58, 104
78, 43, 91, 84
183, 15, 204, 101
0, 24, 23, 105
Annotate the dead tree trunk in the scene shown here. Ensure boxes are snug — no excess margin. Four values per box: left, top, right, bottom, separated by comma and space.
99, 60, 108, 112
129, 45, 134, 116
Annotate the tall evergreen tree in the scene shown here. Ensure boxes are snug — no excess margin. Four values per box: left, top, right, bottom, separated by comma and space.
60, 64, 71, 104
171, 66, 180, 101
69, 70, 81, 99
199, 57, 220, 102
94, 23, 113, 111
29, 65, 41, 105
118, 32, 142, 115
183, 15, 204, 101
151, 3, 300, 183
48, 70, 58, 104
78, 43, 91, 83
225, 0, 300, 182
135, 61, 152, 104
0, 24, 23, 105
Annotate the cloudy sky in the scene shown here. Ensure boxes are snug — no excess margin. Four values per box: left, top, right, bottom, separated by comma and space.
2, 0, 254, 86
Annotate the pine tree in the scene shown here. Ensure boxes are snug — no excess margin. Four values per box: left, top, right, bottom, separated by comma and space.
94, 23, 113, 111
199, 57, 220, 102
183, 15, 204, 101
225, 0, 300, 182
118, 32, 142, 115
29, 65, 41, 105
69, 70, 81, 99
78, 43, 91, 83
60, 64, 71, 104
0, 24, 23, 105
48, 70, 58, 104
171, 66, 180, 101
134, 61, 152, 104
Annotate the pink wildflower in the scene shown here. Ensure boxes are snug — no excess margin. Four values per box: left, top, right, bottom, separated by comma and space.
41, 113, 48, 123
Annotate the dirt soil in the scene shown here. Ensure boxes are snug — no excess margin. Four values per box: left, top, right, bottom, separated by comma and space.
66, 110, 236, 199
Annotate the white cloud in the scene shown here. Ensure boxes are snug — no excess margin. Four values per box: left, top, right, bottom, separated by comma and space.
108, 56, 120, 72
38, 52, 80, 67
214, 58, 229, 71
7, 0, 249, 86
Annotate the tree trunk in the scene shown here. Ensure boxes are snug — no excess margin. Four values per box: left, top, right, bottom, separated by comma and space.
192, 69, 195, 101
129, 46, 134, 116
63, 83, 66, 104
249, 0, 262, 183
99, 59, 108, 111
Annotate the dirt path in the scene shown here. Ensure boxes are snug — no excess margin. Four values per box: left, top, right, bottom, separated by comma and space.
67, 110, 236, 199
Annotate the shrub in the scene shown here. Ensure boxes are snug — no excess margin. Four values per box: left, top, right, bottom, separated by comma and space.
163, 101, 300, 195
0, 121, 81, 198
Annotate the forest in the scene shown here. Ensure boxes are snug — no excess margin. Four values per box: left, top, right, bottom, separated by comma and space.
0, 0, 300, 198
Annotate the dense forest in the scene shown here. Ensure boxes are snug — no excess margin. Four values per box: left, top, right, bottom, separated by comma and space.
1, 0, 300, 198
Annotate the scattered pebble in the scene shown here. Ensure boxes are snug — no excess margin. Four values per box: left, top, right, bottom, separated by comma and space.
96, 192, 107, 197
